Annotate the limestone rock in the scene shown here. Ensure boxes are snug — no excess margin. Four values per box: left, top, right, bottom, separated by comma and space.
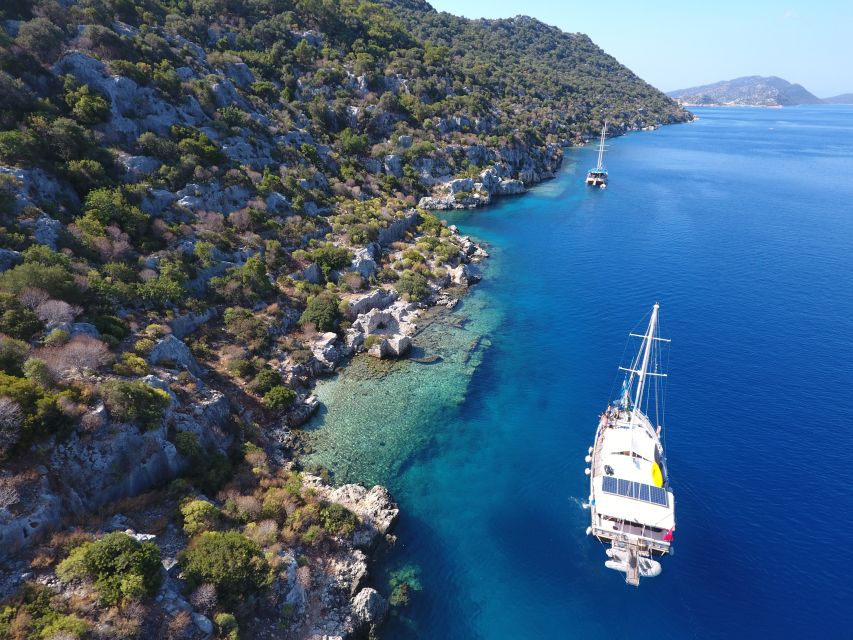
383, 154, 403, 178
147, 335, 204, 376
118, 153, 161, 182
351, 588, 388, 633
312, 332, 343, 369
192, 613, 214, 637
302, 262, 323, 284
222, 61, 254, 88
33, 216, 62, 248
448, 177, 474, 194
141, 188, 178, 215
349, 246, 377, 279
387, 335, 411, 357
265, 191, 290, 212
0, 249, 21, 272
346, 289, 397, 318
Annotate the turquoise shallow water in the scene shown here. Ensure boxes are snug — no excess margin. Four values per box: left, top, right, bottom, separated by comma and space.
305, 106, 853, 638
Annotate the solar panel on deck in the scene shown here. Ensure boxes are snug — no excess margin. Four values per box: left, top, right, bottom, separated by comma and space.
649, 486, 668, 506
601, 476, 668, 508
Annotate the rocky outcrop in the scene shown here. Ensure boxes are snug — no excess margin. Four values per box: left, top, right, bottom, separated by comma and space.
175, 181, 252, 214
53, 51, 205, 143
418, 145, 563, 210
311, 332, 348, 370
377, 210, 419, 246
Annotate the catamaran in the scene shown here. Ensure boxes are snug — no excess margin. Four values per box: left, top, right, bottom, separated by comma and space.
585, 303, 675, 586
585, 122, 608, 188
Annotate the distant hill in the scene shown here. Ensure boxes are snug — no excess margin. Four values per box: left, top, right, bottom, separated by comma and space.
823, 93, 853, 104
667, 76, 823, 107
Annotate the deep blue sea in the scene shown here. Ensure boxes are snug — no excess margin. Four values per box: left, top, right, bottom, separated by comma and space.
306, 106, 853, 638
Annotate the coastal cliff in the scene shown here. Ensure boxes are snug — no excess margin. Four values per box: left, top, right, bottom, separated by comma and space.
0, 0, 688, 636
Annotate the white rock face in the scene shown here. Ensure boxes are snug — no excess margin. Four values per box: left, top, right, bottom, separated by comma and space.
0, 165, 80, 216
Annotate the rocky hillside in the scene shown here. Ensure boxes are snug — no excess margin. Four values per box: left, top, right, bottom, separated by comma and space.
0, 0, 688, 637
668, 75, 823, 107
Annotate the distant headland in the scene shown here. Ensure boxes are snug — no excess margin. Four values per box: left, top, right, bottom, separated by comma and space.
666, 76, 850, 107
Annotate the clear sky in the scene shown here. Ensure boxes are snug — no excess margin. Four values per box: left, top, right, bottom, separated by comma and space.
424, 0, 853, 97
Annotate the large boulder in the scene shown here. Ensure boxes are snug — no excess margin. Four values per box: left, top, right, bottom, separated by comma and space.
351, 588, 389, 635
311, 332, 344, 369
349, 246, 377, 279
147, 335, 204, 376
448, 177, 474, 194
0, 249, 21, 272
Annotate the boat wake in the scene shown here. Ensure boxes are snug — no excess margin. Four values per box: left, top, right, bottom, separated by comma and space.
570, 497, 590, 510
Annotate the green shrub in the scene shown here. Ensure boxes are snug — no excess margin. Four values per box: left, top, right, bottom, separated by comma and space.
0, 583, 89, 640
112, 352, 150, 376
181, 499, 220, 537
210, 256, 273, 305
309, 244, 353, 277
180, 531, 271, 607
22, 357, 52, 387
263, 385, 296, 411
0, 336, 28, 376
223, 307, 269, 348
299, 292, 341, 331
0, 373, 70, 454
133, 337, 156, 355
43, 328, 70, 347
0, 261, 78, 301
318, 502, 358, 537
174, 431, 202, 458
396, 270, 429, 301
56, 532, 162, 606
214, 612, 239, 640
250, 368, 282, 395
101, 379, 171, 430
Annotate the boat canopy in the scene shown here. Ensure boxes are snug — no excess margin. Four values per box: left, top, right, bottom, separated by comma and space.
600, 427, 656, 462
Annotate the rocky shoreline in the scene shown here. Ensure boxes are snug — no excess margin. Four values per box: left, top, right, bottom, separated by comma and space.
0, 216, 490, 640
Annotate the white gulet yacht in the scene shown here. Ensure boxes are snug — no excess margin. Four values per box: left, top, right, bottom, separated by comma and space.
586, 303, 675, 586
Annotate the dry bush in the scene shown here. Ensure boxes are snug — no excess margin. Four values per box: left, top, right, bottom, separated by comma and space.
0, 476, 19, 510
195, 211, 225, 234
108, 601, 146, 639
36, 335, 112, 378
19, 287, 50, 309
0, 397, 23, 456
35, 299, 81, 327
164, 610, 192, 640
189, 583, 217, 615
245, 519, 278, 546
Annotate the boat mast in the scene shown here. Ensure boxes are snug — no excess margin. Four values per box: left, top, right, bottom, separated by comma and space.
630, 303, 659, 425
596, 121, 607, 171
